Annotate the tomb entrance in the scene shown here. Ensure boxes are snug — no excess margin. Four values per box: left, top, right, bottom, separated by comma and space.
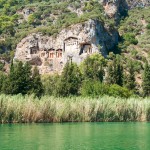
56, 49, 62, 58
64, 37, 78, 52
79, 43, 92, 55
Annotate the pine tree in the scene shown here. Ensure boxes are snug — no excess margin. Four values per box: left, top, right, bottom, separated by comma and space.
116, 63, 123, 86
107, 62, 115, 84
57, 62, 82, 97
5, 61, 24, 94
125, 61, 136, 91
31, 66, 43, 97
0, 72, 6, 93
9, 61, 24, 94
142, 62, 150, 97
107, 55, 123, 86
22, 62, 32, 94
3, 61, 32, 95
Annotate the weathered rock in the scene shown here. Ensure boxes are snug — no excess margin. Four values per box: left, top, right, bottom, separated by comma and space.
127, 0, 150, 8
14, 19, 118, 74
17, 8, 34, 22
102, 0, 128, 18
102, 0, 150, 18
14, 0, 150, 74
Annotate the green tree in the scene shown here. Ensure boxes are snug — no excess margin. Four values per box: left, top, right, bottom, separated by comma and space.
107, 55, 123, 86
142, 62, 150, 97
125, 61, 136, 91
6, 61, 24, 94
42, 74, 60, 96
3, 61, 32, 95
108, 84, 132, 98
80, 79, 109, 97
116, 60, 123, 86
81, 53, 106, 82
0, 71, 6, 92
57, 62, 82, 97
22, 62, 32, 94
107, 62, 114, 84
31, 66, 43, 97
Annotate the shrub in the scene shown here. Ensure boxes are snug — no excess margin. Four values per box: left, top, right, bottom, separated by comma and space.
42, 74, 60, 96
123, 33, 138, 45
146, 24, 150, 30
108, 84, 132, 98
80, 80, 109, 97
80, 54, 106, 82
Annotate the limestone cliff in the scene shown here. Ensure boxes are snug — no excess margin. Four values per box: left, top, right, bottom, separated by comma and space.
14, 19, 118, 74
102, 0, 128, 18
14, 0, 150, 74
102, 0, 149, 18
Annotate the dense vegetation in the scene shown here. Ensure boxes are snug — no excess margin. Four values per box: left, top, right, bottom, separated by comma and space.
0, 61, 43, 97
42, 53, 150, 98
0, 53, 149, 98
118, 7, 150, 72
0, 1, 149, 87
0, 94, 150, 123
0, 53, 149, 124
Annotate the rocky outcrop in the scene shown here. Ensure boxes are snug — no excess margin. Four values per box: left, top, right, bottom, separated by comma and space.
17, 8, 34, 23
127, 0, 150, 8
102, 0, 128, 18
102, 0, 150, 17
14, 19, 118, 74
14, 0, 150, 74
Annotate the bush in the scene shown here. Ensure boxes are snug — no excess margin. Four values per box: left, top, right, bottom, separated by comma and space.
0, 62, 4, 71
42, 74, 60, 96
80, 80, 132, 98
146, 24, 150, 30
108, 84, 132, 98
80, 54, 106, 82
80, 80, 109, 97
123, 33, 138, 45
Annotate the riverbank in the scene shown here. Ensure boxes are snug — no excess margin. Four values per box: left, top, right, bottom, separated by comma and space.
0, 94, 150, 123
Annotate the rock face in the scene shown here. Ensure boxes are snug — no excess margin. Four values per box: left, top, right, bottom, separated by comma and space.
102, 0, 128, 18
72, 0, 149, 18
14, 19, 118, 74
127, 0, 150, 8
14, 0, 150, 74
102, 0, 150, 18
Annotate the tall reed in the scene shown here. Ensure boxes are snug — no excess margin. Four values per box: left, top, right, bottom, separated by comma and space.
0, 94, 150, 123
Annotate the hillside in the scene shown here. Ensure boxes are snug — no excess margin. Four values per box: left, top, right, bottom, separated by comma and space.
0, 0, 149, 86
0, 1, 149, 51
117, 7, 150, 85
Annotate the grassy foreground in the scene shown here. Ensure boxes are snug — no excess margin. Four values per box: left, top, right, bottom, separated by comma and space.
0, 94, 150, 123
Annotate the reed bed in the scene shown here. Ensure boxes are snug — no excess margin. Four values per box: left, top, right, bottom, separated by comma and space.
0, 94, 150, 123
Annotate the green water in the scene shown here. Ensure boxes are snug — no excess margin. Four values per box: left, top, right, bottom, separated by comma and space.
0, 123, 150, 150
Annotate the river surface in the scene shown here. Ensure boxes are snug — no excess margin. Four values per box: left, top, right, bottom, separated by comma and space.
0, 123, 150, 150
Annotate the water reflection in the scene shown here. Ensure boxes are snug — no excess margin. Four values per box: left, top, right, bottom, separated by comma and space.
0, 123, 150, 150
